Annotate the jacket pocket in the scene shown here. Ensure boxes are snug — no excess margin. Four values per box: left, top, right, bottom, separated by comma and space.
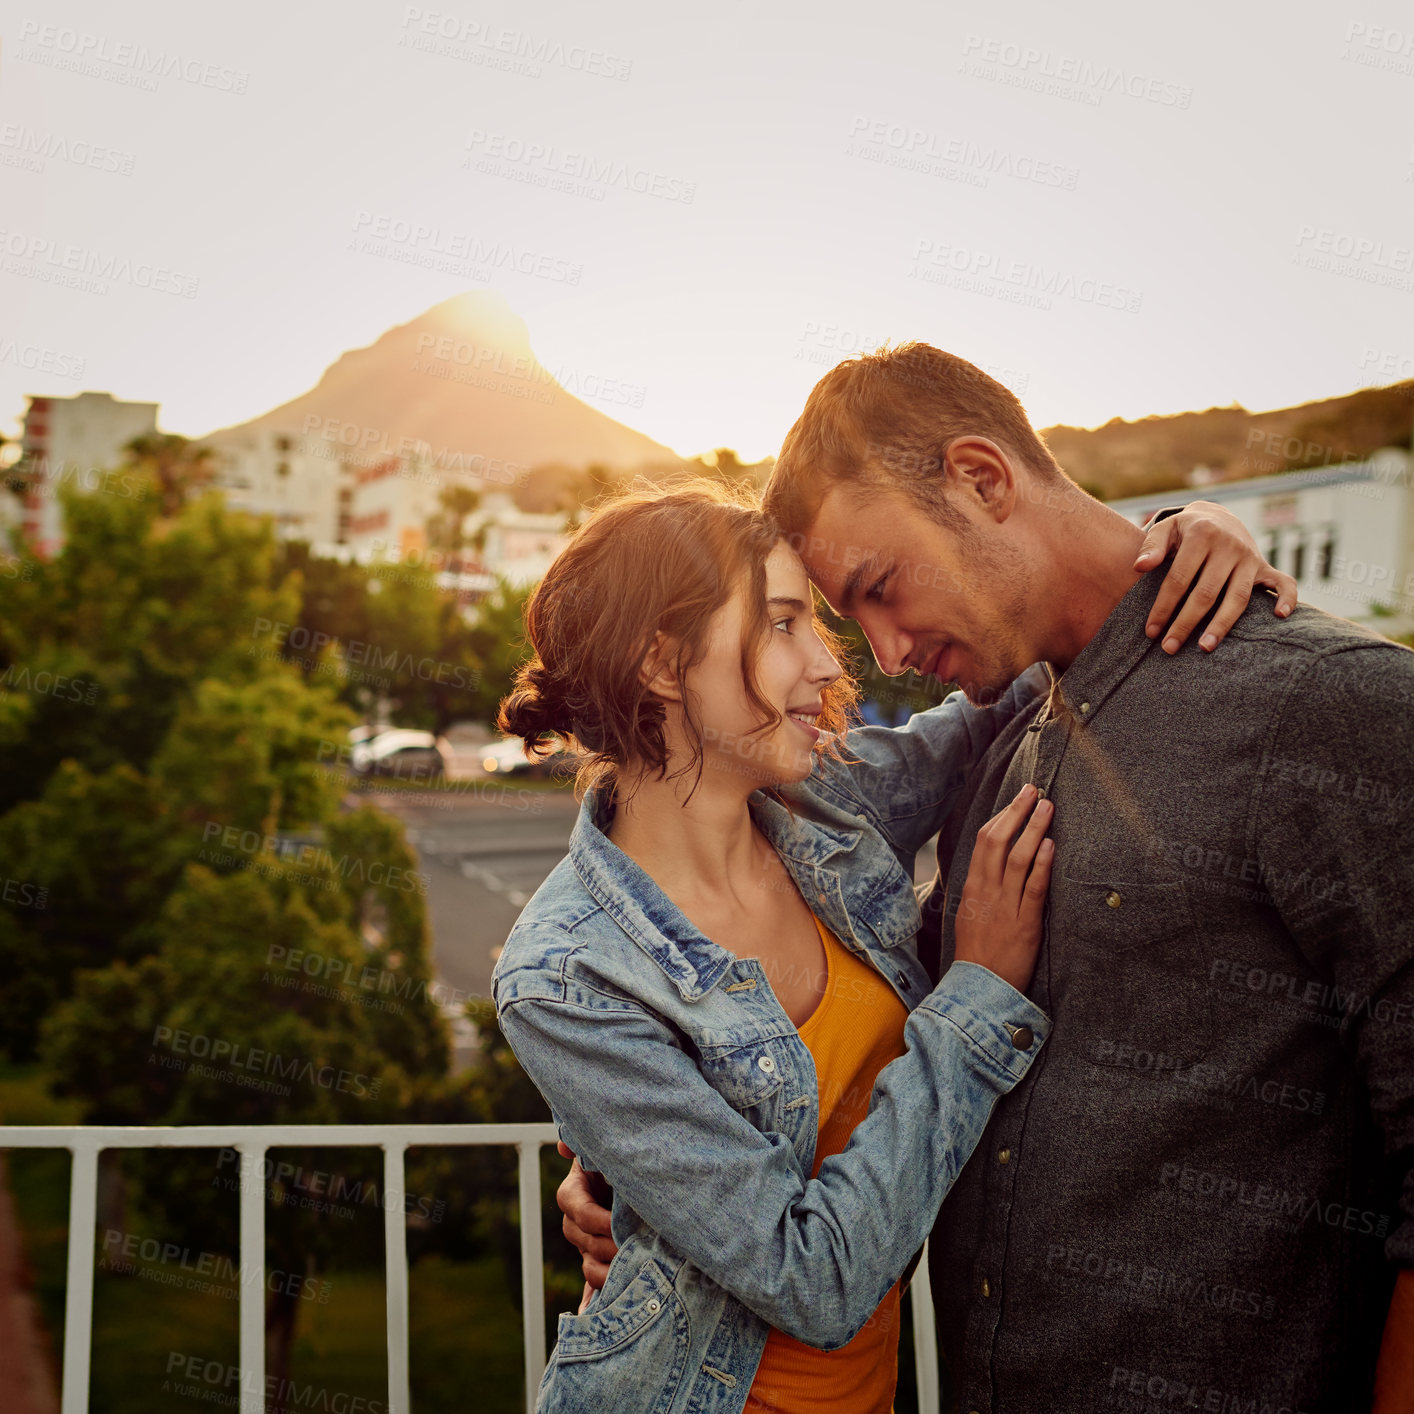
1052, 874, 1215, 1069
696, 1037, 789, 1121
539, 1259, 690, 1414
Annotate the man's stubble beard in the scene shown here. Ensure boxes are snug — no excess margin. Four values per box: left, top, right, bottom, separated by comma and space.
953, 533, 1036, 707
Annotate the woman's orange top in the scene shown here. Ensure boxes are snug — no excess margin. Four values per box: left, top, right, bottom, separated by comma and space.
744, 914, 911, 1414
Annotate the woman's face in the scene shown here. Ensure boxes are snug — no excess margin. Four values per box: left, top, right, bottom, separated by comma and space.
682, 540, 844, 789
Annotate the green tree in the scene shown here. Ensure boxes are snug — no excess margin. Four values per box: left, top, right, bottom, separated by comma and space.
122, 432, 216, 516
465, 577, 535, 726
0, 469, 464, 1383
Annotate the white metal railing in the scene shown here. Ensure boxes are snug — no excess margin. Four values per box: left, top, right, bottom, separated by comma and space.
0, 1122, 942, 1414
0, 1123, 558, 1414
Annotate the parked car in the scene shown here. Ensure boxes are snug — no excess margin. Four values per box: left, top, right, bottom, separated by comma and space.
350, 729, 449, 782
481, 735, 577, 778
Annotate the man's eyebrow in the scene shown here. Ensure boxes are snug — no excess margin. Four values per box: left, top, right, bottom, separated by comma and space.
838, 553, 884, 614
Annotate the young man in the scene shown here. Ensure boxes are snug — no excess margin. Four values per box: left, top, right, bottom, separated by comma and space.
756, 344, 1414, 1412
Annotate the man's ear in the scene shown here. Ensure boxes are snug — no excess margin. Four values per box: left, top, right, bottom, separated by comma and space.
942, 436, 1018, 522
638, 629, 683, 704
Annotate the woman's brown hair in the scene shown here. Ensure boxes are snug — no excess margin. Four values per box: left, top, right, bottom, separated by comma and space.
497, 478, 859, 800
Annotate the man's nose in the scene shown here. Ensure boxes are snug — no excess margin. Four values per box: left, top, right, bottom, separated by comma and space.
864, 623, 912, 677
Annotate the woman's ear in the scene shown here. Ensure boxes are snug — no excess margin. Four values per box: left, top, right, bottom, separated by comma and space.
638, 629, 683, 704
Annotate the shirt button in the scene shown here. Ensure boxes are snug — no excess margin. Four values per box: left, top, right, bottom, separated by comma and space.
1105, 890, 1122, 909
1009, 1025, 1035, 1050
1034, 787, 1046, 800
1080, 701, 1090, 713
895, 972, 908, 989
998, 1147, 1012, 1165
980, 1277, 991, 1298
757, 1055, 776, 1073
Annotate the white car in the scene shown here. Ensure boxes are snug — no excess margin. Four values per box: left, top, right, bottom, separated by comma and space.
350, 729, 450, 781
481, 735, 575, 777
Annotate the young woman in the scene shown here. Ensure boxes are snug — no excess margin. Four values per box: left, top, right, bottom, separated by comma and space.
491, 482, 1292, 1414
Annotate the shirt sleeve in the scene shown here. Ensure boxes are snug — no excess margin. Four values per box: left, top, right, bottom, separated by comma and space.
1250, 641, 1414, 1266
804, 665, 1049, 859
496, 951, 1049, 1349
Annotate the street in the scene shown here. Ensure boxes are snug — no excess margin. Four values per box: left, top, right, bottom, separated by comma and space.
362, 783, 580, 1063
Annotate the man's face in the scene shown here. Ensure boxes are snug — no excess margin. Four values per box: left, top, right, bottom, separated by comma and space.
800, 482, 1036, 705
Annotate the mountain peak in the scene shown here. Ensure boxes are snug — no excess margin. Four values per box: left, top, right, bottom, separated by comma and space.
213, 291, 675, 473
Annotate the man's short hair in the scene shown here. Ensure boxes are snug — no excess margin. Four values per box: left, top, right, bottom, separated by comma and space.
763, 341, 1066, 537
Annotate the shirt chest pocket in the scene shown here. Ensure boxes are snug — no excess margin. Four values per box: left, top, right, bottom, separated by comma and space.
1051, 874, 1216, 1070
697, 1036, 801, 1130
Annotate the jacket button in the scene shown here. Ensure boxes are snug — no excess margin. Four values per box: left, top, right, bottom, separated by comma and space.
1105, 890, 1122, 909
1080, 701, 1091, 713
980, 1277, 991, 1298
647, 1298, 661, 1312
757, 1055, 775, 1073
998, 1147, 1012, 1165
1009, 1026, 1035, 1050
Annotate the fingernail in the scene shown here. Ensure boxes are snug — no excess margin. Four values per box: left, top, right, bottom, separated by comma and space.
1163, 637, 1179, 654
1145, 622, 1159, 637
1200, 633, 1216, 651
1277, 603, 1291, 617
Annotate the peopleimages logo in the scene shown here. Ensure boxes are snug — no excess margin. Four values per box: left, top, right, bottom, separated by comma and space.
0, 227, 199, 298
959, 36, 1193, 108
15, 20, 251, 94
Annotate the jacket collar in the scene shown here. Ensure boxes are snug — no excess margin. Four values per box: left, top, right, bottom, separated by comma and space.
567, 783, 861, 1001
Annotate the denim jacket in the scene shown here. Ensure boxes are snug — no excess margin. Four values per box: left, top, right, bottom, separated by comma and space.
492, 674, 1052, 1414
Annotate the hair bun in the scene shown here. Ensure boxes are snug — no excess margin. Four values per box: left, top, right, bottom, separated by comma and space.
497, 664, 567, 748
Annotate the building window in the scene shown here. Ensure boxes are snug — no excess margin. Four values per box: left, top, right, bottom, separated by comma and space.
275, 436, 293, 453
1290, 534, 1306, 583
1318, 527, 1336, 580
276, 461, 290, 479
1264, 531, 1281, 572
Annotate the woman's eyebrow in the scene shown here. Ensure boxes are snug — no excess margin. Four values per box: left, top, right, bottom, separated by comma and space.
766, 595, 809, 612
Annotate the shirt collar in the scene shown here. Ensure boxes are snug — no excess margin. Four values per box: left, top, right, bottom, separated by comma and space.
1051, 566, 1169, 725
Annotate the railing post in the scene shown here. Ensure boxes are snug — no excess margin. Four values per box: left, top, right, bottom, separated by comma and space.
384, 1142, 410, 1414
238, 1141, 267, 1414
59, 1140, 98, 1414
910, 1239, 940, 1414
516, 1142, 547, 1414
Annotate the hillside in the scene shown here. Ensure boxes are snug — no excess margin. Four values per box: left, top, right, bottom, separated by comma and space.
1041, 381, 1414, 501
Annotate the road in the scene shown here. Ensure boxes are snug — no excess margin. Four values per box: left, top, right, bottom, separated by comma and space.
363, 784, 580, 1062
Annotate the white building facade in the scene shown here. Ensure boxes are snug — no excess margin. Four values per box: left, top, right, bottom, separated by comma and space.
1110, 448, 1414, 636
202, 427, 346, 545
6, 391, 159, 555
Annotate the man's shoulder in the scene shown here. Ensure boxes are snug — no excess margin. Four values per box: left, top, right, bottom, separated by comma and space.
1221, 602, 1414, 713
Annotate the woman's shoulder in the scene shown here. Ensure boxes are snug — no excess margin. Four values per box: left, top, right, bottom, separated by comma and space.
491, 859, 657, 1014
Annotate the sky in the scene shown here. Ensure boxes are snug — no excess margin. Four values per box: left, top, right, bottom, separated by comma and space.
2, 0, 1412, 462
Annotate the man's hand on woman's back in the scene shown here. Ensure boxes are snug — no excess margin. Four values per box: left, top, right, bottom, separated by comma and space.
556, 1140, 617, 1305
